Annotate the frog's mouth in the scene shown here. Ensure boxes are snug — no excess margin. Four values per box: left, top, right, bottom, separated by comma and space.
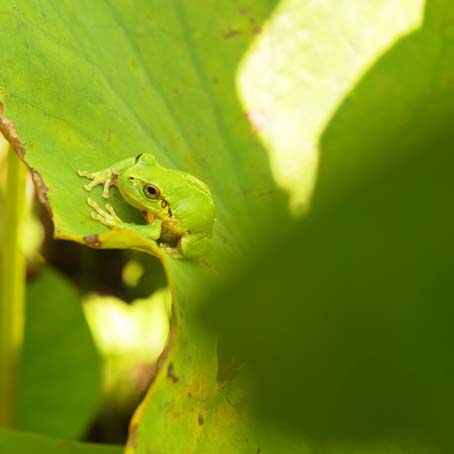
141, 201, 172, 224
142, 210, 154, 224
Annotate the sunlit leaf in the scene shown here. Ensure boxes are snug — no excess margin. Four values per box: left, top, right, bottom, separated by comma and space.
239, 0, 424, 212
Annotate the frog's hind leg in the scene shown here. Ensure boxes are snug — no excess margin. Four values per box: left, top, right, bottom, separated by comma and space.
178, 232, 211, 259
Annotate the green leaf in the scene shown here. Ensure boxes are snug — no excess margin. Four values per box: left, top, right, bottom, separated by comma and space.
0, 427, 122, 454
18, 268, 101, 439
0, 0, 283, 258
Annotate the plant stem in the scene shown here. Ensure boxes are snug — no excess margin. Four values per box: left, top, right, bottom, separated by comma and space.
0, 147, 26, 427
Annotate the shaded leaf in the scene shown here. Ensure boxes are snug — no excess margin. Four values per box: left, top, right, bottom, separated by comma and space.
202, 0, 454, 449
0, 427, 121, 454
18, 268, 101, 438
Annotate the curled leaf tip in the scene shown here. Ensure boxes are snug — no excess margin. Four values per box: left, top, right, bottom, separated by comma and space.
0, 109, 25, 159
31, 169, 53, 219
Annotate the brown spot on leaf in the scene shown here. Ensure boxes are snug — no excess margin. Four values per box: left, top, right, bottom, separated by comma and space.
107, 129, 112, 142
167, 362, 179, 383
224, 28, 240, 39
257, 449, 261, 454
84, 234, 101, 248
198, 413, 204, 426
126, 422, 138, 450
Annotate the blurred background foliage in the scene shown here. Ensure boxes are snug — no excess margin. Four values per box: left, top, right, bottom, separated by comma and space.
0, 136, 169, 445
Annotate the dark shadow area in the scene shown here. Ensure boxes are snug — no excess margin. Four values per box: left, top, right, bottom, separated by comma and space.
38, 202, 166, 302
204, 0, 454, 449
27, 200, 166, 445
263, 0, 454, 444
275, 0, 454, 443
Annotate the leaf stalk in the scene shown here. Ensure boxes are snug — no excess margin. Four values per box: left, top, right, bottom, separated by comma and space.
0, 147, 26, 427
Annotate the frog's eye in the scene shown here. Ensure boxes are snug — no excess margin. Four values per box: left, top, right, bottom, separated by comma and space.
143, 184, 160, 199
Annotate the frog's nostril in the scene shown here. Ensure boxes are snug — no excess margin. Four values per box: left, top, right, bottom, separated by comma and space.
129, 176, 134, 181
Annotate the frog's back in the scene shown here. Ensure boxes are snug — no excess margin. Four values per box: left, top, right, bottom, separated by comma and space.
164, 169, 215, 235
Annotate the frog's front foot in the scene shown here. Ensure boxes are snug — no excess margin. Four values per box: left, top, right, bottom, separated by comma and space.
78, 169, 115, 198
87, 198, 124, 229
159, 243, 183, 259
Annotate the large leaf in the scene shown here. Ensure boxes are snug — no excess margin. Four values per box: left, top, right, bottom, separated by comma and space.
18, 268, 101, 438
0, 0, 283, 256
0, 1, 285, 451
0, 427, 121, 454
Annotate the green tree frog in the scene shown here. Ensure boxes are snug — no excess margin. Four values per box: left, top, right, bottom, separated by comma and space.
78, 153, 215, 259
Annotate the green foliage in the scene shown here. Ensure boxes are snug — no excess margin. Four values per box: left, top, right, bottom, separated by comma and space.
0, 0, 452, 452
0, 149, 26, 427
18, 268, 101, 439
0, 1, 284, 450
0, 0, 282, 256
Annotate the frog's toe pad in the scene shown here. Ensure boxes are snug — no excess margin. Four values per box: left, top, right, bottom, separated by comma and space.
87, 198, 101, 211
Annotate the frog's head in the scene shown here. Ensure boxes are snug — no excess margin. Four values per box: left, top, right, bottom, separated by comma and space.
117, 153, 170, 219
117, 154, 215, 235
